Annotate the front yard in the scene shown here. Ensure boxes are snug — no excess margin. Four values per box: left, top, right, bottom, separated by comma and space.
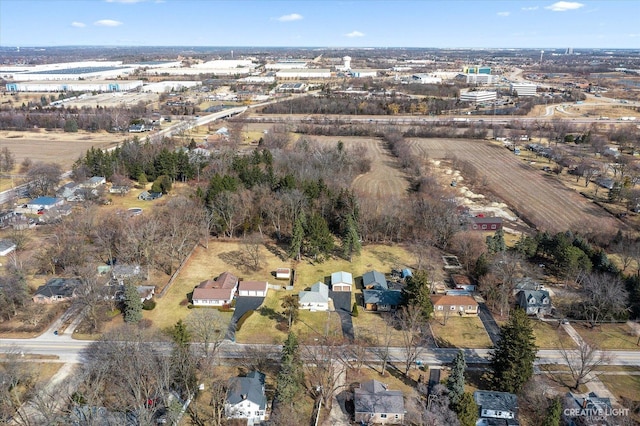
573, 323, 640, 350
531, 320, 577, 349
430, 316, 493, 349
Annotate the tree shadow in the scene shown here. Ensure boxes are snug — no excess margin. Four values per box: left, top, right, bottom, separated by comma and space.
264, 242, 287, 262
218, 250, 246, 270
259, 306, 283, 322
385, 364, 419, 388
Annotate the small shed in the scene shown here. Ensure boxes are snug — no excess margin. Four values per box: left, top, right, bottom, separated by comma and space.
0, 239, 16, 256
275, 268, 291, 280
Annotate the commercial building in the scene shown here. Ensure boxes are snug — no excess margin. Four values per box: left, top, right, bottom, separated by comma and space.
350, 69, 378, 78
411, 73, 442, 84
510, 83, 538, 97
140, 81, 201, 93
464, 73, 498, 84
265, 61, 308, 70
460, 90, 497, 103
463, 66, 492, 74
275, 69, 331, 79
6, 80, 143, 92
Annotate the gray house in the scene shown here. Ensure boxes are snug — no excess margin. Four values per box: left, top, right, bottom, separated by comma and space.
474, 390, 519, 425
32, 278, 82, 304
516, 290, 552, 316
363, 289, 403, 312
354, 380, 404, 425
362, 270, 388, 290
225, 371, 267, 426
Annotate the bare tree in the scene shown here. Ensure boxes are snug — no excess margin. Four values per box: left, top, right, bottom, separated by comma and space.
559, 340, 610, 390
396, 304, 426, 376
579, 273, 629, 326
25, 162, 62, 197
303, 338, 346, 410
242, 232, 263, 271
186, 309, 227, 359
450, 231, 486, 272
187, 378, 227, 426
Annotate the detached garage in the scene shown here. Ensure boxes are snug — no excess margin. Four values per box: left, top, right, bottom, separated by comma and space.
238, 281, 268, 297
331, 271, 353, 292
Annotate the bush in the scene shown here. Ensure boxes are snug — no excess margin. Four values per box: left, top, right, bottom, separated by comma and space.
142, 299, 156, 310
352, 302, 359, 317
179, 298, 189, 306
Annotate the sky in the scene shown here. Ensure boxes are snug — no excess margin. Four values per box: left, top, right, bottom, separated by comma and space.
1, 0, 639, 49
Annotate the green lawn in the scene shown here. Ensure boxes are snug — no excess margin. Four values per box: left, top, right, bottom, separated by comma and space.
573, 323, 640, 350
430, 316, 493, 349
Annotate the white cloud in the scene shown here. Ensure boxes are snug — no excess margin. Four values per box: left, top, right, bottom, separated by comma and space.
277, 13, 303, 22
345, 30, 364, 38
497, 11, 511, 17
545, 1, 584, 11
522, 6, 539, 11
71, 21, 86, 28
94, 19, 123, 27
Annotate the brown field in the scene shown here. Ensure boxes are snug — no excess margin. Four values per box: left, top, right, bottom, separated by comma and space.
407, 138, 621, 235
0, 130, 123, 170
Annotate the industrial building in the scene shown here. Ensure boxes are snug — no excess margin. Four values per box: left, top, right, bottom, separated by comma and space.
510, 83, 538, 97
349, 69, 378, 78
463, 66, 491, 74
460, 90, 497, 103
5, 80, 143, 92
411, 73, 442, 84
275, 69, 331, 79
140, 81, 201, 93
265, 61, 308, 70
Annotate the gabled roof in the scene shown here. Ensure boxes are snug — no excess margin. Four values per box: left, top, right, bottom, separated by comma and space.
238, 280, 268, 292
430, 294, 478, 307
226, 371, 267, 409
354, 380, 404, 415
331, 271, 353, 286
363, 289, 403, 306
362, 270, 388, 290
474, 390, 518, 413
299, 282, 329, 304
34, 278, 82, 298
198, 272, 238, 290
516, 290, 550, 308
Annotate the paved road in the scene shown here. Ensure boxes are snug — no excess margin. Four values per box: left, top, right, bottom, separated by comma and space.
477, 303, 500, 346
329, 291, 354, 341
226, 296, 265, 341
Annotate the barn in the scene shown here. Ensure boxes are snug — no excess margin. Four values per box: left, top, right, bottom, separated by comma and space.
238, 281, 268, 297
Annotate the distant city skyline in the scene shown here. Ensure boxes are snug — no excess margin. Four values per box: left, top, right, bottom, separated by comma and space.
1, 0, 639, 49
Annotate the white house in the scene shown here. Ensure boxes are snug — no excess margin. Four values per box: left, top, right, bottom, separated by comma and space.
238, 281, 268, 297
192, 272, 238, 307
331, 271, 353, 292
225, 371, 268, 426
0, 239, 16, 256
298, 282, 330, 311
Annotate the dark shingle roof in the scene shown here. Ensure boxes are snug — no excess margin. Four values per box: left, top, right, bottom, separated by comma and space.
362, 270, 388, 290
226, 371, 267, 409
474, 390, 518, 413
363, 289, 403, 306
34, 278, 81, 298
354, 380, 404, 415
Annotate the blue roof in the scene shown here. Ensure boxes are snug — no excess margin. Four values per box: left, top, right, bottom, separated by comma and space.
363, 289, 403, 306
29, 196, 61, 205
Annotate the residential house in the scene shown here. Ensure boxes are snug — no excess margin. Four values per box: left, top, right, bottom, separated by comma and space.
354, 380, 405, 425
109, 185, 130, 195
363, 289, 403, 312
0, 239, 16, 256
331, 271, 353, 292
33, 278, 82, 304
192, 272, 238, 307
474, 390, 519, 425
26, 196, 64, 213
136, 285, 155, 302
469, 216, 503, 231
80, 176, 106, 189
513, 277, 542, 294
451, 274, 476, 292
57, 182, 81, 200
362, 270, 388, 290
238, 280, 268, 297
225, 371, 268, 426
564, 392, 614, 426
138, 191, 163, 201
430, 294, 479, 317
111, 264, 143, 285
516, 290, 552, 316
298, 282, 330, 311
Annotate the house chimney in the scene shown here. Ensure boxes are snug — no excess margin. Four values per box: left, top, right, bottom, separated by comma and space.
241, 394, 247, 400
582, 398, 588, 409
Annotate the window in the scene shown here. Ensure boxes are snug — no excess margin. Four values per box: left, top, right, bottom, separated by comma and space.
468, 305, 473, 310
482, 224, 487, 230
395, 414, 400, 419
459, 305, 464, 310
450, 305, 456, 310
491, 224, 496, 229
437, 305, 443, 310
380, 414, 387, 419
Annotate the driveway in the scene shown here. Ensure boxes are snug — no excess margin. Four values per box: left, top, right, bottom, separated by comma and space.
329, 291, 354, 341
477, 303, 500, 346
226, 296, 265, 341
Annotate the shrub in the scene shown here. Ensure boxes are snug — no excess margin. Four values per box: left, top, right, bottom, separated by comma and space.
142, 299, 156, 310
179, 298, 189, 306
352, 302, 359, 317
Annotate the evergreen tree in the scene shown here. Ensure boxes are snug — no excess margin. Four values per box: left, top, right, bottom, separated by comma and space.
305, 213, 334, 261
542, 397, 562, 426
123, 283, 142, 324
352, 302, 359, 317
447, 350, 466, 406
171, 319, 191, 348
64, 118, 78, 133
137, 172, 148, 186
489, 308, 537, 393
170, 319, 197, 396
276, 332, 304, 405
455, 392, 478, 426
281, 295, 299, 330
403, 270, 433, 321
341, 215, 361, 262
486, 229, 506, 254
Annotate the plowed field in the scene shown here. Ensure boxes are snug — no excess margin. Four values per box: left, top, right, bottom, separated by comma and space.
407, 138, 621, 235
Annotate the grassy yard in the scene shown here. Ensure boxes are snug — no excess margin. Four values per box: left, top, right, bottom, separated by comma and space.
573, 323, 640, 350
354, 311, 405, 347
531, 320, 577, 349
430, 316, 493, 349
599, 373, 640, 421
346, 366, 420, 399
